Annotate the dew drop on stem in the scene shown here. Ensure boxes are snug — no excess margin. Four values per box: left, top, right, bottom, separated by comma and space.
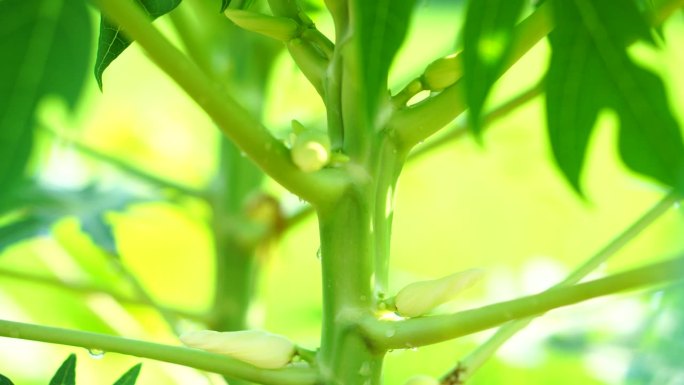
87, 348, 106, 360
316, 248, 322, 260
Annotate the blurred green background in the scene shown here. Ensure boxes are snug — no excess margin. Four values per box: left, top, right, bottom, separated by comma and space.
1, 1, 684, 384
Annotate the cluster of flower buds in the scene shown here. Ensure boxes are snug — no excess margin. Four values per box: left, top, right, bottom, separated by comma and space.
394, 268, 484, 317
180, 329, 295, 369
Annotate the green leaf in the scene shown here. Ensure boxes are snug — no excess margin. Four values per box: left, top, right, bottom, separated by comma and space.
112, 364, 142, 385
0, 216, 50, 252
0, 181, 143, 255
221, 0, 230, 12
0, 0, 92, 195
351, 0, 417, 122
546, 0, 684, 193
95, 0, 182, 89
0, 374, 14, 385
462, 0, 526, 136
49, 354, 76, 385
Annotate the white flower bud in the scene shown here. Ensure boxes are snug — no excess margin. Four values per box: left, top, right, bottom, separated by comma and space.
180, 330, 295, 369
290, 123, 331, 172
395, 268, 484, 317
403, 375, 440, 385
422, 52, 463, 91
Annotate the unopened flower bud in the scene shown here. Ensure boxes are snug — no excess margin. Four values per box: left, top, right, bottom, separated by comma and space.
290, 121, 331, 172
422, 52, 463, 91
395, 268, 484, 317
225, 9, 299, 41
180, 330, 295, 369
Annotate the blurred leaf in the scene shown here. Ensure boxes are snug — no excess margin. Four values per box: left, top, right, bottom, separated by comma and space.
49, 354, 76, 385
462, 0, 526, 136
0, 0, 91, 195
95, 0, 182, 89
221, 0, 230, 12
0, 216, 51, 252
546, 0, 684, 193
0, 181, 144, 255
625, 283, 684, 384
112, 363, 142, 385
352, 0, 417, 121
0, 374, 14, 385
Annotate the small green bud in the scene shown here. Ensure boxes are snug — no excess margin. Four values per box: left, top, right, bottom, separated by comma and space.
403, 375, 440, 385
180, 330, 295, 369
422, 52, 463, 91
290, 121, 331, 172
224, 9, 299, 41
395, 268, 484, 317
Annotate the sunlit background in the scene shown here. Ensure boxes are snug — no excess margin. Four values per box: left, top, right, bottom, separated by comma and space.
2, 1, 684, 384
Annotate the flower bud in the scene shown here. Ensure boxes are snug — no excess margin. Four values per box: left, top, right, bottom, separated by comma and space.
395, 268, 484, 317
180, 330, 295, 369
290, 121, 331, 172
422, 52, 463, 91
403, 375, 440, 385
225, 9, 299, 41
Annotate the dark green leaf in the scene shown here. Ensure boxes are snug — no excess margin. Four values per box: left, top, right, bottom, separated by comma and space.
49, 354, 76, 385
352, 0, 417, 122
112, 364, 142, 385
221, 0, 230, 12
0, 0, 91, 194
546, 0, 684, 193
95, 0, 182, 89
462, 0, 526, 136
0, 374, 14, 385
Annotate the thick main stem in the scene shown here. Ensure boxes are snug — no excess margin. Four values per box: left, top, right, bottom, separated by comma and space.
316, 135, 404, 385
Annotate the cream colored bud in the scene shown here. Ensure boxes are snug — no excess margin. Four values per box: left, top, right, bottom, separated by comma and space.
395, 268, 484, 317
403, 375, 440, 385
180, 330, 295, 369
422, 52, 463, 91
291, 128, 331, 172
224, 9, 299, 41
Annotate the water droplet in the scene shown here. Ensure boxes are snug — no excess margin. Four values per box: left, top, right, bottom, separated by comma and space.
385, 328, 396, 338
240, 151, 246, 157
87, 348, 105, 360
316, 248, 322, 260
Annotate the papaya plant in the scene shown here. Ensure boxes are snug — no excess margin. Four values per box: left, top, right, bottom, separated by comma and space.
2, 0, 684, 384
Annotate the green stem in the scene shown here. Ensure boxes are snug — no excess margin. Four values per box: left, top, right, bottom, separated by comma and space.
0, 268, 208, 322
0, 319, 317, 385
409, 80, 544, 160
42, 126, 206, 199
389, 2, 552, 150
92, 0, 349, 206
455, 191, 680, 380
362, 255, 684, 351
317, 191, 383, 385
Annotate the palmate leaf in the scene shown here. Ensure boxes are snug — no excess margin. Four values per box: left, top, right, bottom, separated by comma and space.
49, 354, 76, 385
95, 0, 182, 89
462, 0, 526, 136
112, 364, 142, 385
351, 0, 417, 122
546, 0, 684, 193
0, 0, 91, 195
0, 181, 142, 255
